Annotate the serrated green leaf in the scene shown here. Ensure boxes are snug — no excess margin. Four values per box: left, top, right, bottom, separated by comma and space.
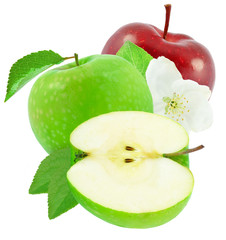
116, 41, 153, 78
5, 50, 64, 102
29, 148, 78, 219
29, 148, 71, 194
48, 169, 78, 219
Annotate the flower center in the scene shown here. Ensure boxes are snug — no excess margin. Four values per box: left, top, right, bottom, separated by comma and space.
163, 92, 190, 122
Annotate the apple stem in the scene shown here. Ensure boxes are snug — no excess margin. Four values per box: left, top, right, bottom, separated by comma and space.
63, 53, 80, 66
163, 4, 172, 40
64, 56, 75, 60
74, 53, 79, 66
163, 145, 204, 158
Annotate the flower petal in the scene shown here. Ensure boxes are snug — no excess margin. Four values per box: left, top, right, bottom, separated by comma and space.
171, 80, 213, 131
184, 94, 213, 132
146, 56, 182, 100
153, 100, 166, 115
171, 79, 211, 100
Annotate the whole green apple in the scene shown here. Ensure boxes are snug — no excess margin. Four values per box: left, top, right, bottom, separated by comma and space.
28, 54, 153, 153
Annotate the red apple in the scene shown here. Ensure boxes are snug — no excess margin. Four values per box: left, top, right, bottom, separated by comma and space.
102, 5, 215, 92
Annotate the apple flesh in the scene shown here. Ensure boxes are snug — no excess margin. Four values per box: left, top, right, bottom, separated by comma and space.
67, 111, 194, 228
28, 55, 153, 154
102, 15, 215, 91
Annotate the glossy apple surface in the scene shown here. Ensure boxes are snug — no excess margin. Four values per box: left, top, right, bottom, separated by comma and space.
102, 22, 215, 91
28, 55, 153, 153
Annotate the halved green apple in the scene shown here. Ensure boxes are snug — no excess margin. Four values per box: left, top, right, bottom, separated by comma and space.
67, 111, 194, 228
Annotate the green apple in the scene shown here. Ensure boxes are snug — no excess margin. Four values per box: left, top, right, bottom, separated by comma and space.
28, 55, 153, 154
67, 111, 194, 228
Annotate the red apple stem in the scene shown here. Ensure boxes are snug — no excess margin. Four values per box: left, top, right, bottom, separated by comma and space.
163, 4, 172, 40
163, 145, 204, 158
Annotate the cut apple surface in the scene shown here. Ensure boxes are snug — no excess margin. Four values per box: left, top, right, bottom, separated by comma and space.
67, 111, 194, 228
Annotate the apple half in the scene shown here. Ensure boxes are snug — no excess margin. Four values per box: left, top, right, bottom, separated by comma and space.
67, 111, 194, 228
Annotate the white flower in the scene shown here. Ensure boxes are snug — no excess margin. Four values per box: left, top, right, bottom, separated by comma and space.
146, 56, 213, 132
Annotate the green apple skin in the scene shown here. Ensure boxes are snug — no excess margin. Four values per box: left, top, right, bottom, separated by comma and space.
28, 55, 153, 154
67, 180, 192, 228
167, 146, 189, 168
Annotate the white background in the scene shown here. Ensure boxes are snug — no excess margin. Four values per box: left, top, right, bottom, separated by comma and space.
0, 0, 225, 239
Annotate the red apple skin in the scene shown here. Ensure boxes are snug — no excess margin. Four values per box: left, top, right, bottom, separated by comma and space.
102, 23, 215, 91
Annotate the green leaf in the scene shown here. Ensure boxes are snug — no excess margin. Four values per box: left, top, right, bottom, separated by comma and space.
5, 50, 65, 102
48, 169, 78, 219
116, 41, 153, 78
29, 148, 78, 219
29, 148, 70, 194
